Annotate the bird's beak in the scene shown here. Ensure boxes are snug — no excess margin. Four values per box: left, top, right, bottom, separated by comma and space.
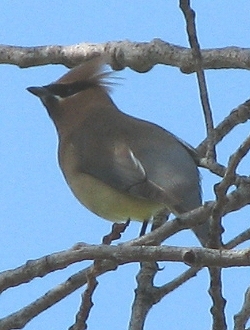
27, 86, 50, 98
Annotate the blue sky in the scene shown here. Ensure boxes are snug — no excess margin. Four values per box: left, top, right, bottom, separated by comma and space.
1, 1, 250, 329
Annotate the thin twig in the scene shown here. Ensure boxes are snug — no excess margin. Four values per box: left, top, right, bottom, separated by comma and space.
102, 220, 131, 244
234, 287, 250, 330
216, 135, 250, 196
153, 266, 201, 302
69, 220, 130, 329
69, 270, 98, 330
211, 135, 250, 247
180, 0, 216, 161
0, 179, 250, 328
208, 268, 227, 330
1, 186, 250, 297
179, 4, 227, 330
225, 228, 250, 250
198, 99, 250, 188
129, 262, 159, 330
197, 99, 250, 157
129, 210, 169, 330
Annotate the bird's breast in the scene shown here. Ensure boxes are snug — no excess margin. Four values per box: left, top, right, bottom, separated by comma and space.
66, 172, 164, 222
58, 140, 163, 222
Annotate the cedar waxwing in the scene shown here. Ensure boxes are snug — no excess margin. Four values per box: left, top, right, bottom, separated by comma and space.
27, 57, 209, 246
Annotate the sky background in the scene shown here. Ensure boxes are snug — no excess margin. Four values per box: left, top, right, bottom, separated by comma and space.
1, 1, 250, 329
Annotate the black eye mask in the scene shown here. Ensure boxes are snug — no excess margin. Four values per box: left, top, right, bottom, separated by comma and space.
43, 81, 96, 98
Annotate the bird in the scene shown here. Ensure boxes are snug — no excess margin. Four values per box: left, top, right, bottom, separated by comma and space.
27, 57, 209, 246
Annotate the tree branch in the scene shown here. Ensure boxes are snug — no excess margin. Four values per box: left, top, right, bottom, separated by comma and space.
197, 99, 250, 158
129, 262, 158, 330
208, 268, 227, 330
1, 41, 250, 72
234, 287, 250, 330
180, 0, 216, 161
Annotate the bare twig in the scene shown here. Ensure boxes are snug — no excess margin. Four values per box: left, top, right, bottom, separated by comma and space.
197, 99, 250, 188
102, 220, 130, 244
1, 183, 250, 297
153, 266, 201, 302
129, 262, 159, 330
197, 99, 250, 157
69, 270, 98, 330
215, 135, 250, 197
70, 219, 130, 329
211, 135, 250, 247
0, 263, 117, 330
129, 211, 173, 329
234, 287, 250, 330
179, 4, 227, 330
180, 0, 216, 161
225, 228, 250, 250
208, 268, 227, 330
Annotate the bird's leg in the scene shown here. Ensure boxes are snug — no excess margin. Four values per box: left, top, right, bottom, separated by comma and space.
139, 220, 148, 236
139, 208, 170, 237
125, 218, 131, 227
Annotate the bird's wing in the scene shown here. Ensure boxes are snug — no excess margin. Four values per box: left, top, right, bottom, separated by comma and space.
71, 108, 200, 213
73, 129, 182, 209
111, 142, 181, 207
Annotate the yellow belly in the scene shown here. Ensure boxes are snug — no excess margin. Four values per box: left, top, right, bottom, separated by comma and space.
66, 172, 164, 222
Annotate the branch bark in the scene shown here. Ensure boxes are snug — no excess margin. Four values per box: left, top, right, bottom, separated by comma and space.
1, 40, 250, 72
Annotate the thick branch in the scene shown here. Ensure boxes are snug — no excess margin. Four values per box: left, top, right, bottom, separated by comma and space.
1, 244, 250, 294
2, 177, 249, 295
1, 40, 250, 72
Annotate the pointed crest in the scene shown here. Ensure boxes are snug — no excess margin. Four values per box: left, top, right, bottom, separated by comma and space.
54, 56, 116, 93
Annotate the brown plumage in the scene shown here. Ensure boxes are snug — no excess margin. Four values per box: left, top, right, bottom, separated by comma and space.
27, 57, 209, 246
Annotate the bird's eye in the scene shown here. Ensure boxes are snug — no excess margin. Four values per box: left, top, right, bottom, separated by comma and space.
44, 83, 78, 98
45, 81, 95, 98
65, 87, 73, 95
